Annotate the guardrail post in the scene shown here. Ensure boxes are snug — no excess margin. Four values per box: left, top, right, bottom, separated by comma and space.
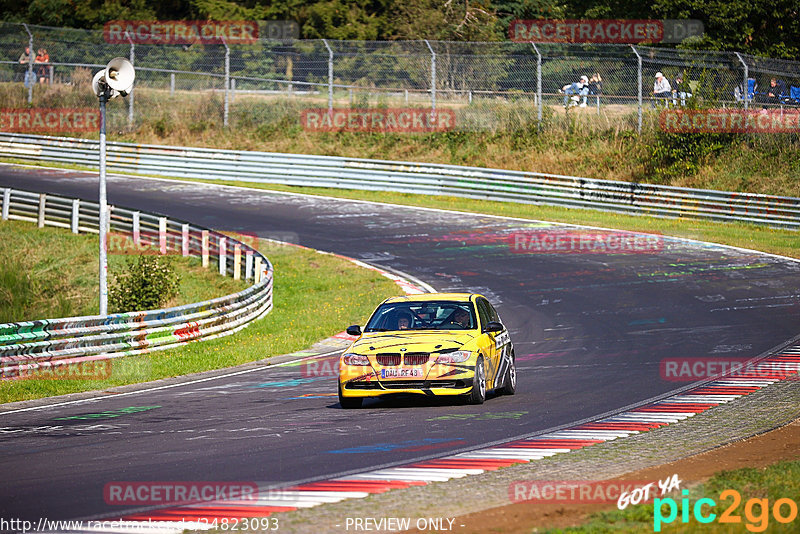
158, 217, 167, 255
202, 230, 209, 267
38, 193, 45, 228
71, 198, 79, 233
245, 249, 253, 280
219, 236, 227, 275
181, 223, 189, 256
255, 256, 262, 283
322, 39, 334, 116
2, 188, 11, 220
630, 45, 643, 134
233, 244, 241, 280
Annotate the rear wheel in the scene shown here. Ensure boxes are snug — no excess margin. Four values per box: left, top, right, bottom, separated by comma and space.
466, 357, 486, 405
339, 384, 362, 409
499, 350, 516, 396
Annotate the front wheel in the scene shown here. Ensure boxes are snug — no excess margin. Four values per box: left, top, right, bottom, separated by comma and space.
499, 351, 516, 396
466, 357, 486, 405
339, 384, 362, 409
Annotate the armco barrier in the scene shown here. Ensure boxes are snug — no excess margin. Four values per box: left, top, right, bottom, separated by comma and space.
0, 133, 798, 229
0, 187, 273, 379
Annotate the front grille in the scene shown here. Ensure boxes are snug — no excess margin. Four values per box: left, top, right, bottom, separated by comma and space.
376, 353, 401, 366
345, 381, 381, 390
404, 352, 429, 365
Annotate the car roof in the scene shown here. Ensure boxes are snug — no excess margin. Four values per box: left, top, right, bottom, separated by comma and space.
382, 293, 478, 304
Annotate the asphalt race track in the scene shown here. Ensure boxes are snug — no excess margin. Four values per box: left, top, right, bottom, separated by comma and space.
1, 165, 799, 522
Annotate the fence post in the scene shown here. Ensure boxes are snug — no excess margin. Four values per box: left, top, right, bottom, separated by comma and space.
159, 217, 167, 255
182, 223, 189, 256
630, 45, 642, 134
322, 39, 334, 116
38, 193, 45, 228
223, 38, 230, 127
219, 236, 227, 275
126, 32, 135, 128
71, 198, 80, 233
735, 52, 749, 111
424, 40, 436, 117
531, 43, 542, 128
48, 65, 53, 85
170, 72, 175, 95
230, 78, 236, 102
201, 230, 209, 267
245, 249, 253, 280
2, 188, 11, 221
23, 24, 34, 104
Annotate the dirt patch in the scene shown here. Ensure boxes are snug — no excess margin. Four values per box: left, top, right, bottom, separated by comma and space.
446, 419, 800, 533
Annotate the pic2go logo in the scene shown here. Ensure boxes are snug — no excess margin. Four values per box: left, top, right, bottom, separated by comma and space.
654, 489, 799, 532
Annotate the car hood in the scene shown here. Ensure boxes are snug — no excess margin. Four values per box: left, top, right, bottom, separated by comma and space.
350, 331, 476, 354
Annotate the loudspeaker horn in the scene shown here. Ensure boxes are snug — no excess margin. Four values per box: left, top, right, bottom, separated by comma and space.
104, 57, 135, 96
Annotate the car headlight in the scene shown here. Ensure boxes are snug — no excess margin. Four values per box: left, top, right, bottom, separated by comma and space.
435, 350, 471, 364
342, 353, 370, 366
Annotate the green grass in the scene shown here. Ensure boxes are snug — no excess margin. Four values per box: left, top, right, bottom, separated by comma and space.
0, 238, 401, 403
0, 219, 248, 322
544, 460, 800, 533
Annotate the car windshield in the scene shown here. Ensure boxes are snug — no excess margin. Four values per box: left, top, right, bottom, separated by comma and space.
364, 301, 477, 332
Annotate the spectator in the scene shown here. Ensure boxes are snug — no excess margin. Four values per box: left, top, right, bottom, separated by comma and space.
587, 73, 603, 105
653, 72, 672, 105
560, 75, 589, 108
34, 48, 50, 84
671, 74, 692, 106
17, 46, 31, 83
18, 46, 31, 64
766, 78, 787, 104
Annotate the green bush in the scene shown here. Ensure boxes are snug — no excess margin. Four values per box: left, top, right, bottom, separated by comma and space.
109, 256, 180, 313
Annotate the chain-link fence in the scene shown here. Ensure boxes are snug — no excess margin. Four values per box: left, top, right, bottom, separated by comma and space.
2, 22, 800, 134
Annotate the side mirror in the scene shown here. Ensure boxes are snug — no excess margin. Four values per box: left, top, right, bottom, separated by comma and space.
346, 325, 362, 336
484, 321, 504, 333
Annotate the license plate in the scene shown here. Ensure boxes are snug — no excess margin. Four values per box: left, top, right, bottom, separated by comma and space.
381, 368, 424, 379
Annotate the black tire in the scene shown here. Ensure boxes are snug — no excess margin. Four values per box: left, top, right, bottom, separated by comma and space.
499, 350, 517, 396
466, 357, 486, 405
339, 384, 362, 409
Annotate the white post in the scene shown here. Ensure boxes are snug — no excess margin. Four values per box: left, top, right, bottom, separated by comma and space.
735, 52, 749, 111
170, 72, 175, 95
126, 32, 135, 128
233, 244, 241, 280
245, 249, 253, 280
23, 24, 33, 105
223, 38, 230, 127
159, 217, 167, 255
255, 256, 262, 283
1, 189, 9, 220
181, 223, 189, 256
630, 45, 643, 134
219, 236, 227, 275
71, 198, 79, 233
37, 193, 45, 228
531, 43, 542, 127
424, 40, 436, 118
132, 211, 140, 244
323, 39, 334, 116
201, 230, 209, 267
99, 90, 109, 316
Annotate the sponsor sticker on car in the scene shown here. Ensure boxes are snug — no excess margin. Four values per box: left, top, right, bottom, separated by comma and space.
381, 368, 424, 379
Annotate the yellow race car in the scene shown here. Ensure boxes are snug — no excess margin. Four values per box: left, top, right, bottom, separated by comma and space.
338, 293, 516, 408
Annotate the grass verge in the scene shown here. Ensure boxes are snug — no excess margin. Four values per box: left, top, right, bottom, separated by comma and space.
545, 460, 800, 533
0, 238, 401, 404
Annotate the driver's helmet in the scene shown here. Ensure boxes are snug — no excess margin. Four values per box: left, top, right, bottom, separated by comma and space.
395, 310, 414, 330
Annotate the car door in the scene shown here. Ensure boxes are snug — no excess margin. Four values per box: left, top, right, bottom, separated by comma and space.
475, 297, 500, 388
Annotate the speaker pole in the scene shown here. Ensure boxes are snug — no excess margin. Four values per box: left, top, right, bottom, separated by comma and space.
98, 86, 109, 316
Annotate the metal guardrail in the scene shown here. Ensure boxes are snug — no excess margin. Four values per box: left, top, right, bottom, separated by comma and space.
0, 132, 798, 230
0, 187, 273, 378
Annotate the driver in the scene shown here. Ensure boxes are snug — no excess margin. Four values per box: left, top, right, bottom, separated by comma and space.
445, 307, 470, 329
395, 311, 413, 330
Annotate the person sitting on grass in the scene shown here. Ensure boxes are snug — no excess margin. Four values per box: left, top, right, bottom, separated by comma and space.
560, 75, 589, 108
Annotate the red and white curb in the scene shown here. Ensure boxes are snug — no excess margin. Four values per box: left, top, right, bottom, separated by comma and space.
66, 351, 800, 533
